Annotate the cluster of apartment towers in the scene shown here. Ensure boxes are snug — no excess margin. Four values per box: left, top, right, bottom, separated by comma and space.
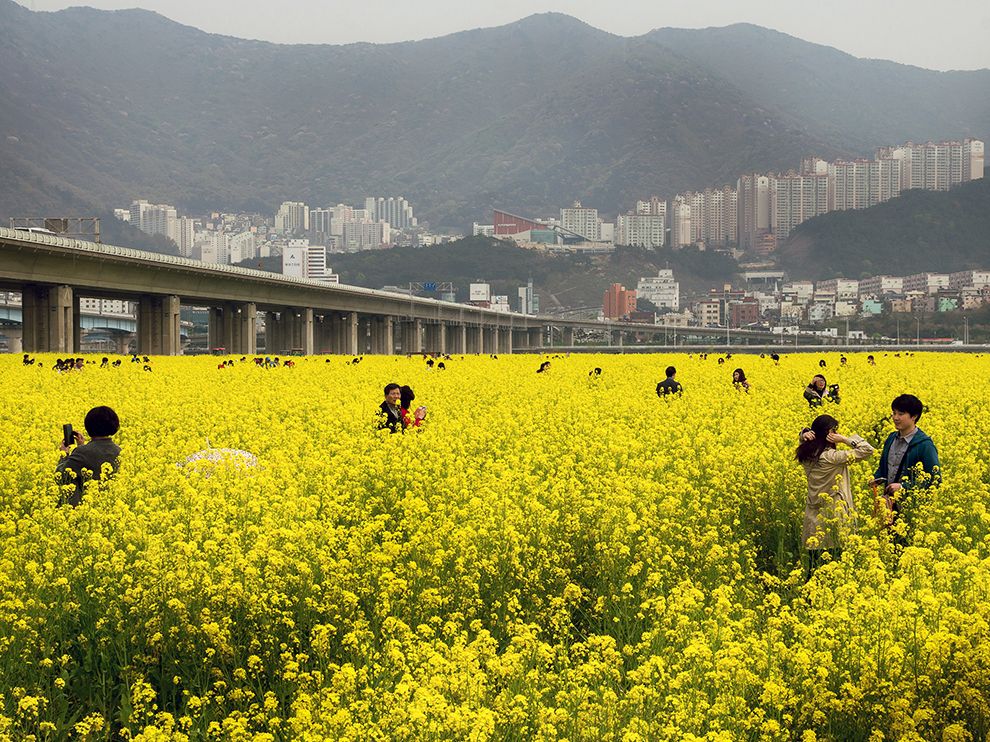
485, 138, 985, 253
115, 196, 424, 278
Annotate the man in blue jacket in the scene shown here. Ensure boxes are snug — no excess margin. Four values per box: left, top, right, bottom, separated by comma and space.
873, 394, 940, 541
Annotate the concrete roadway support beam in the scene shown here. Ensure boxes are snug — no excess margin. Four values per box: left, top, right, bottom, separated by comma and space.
137, 294, 181, 356
424, 323, 446, 355
369, 316, 394, 355
563, 327, 575, 347
402, 319, 423, 354
512, 329, 529, 351
314, 315, 333, 354
484, 327, 497, 354
264, 311, 282, 355
500, 328, 513, 354
345, 312, 359, 356
72, 294, 82, 354
300, 307, 314, 355
450, 324, 467, 354
22, 284, 74, 353
528, 327, 545, 349
465, 326, 482, 354
359, 316, 374, 354
611, 329, 623, 347
229, 302, 257, 355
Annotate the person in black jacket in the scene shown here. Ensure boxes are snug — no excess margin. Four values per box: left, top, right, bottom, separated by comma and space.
56, 406, 121, 506
378, 383, 405, 433
656, 366, 683, 396
804, 374, 839, 406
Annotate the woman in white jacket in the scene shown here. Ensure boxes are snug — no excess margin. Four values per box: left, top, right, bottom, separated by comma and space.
796, 414, 875, 579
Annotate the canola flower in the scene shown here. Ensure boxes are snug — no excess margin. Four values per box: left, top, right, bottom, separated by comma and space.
0, 351, 989, 740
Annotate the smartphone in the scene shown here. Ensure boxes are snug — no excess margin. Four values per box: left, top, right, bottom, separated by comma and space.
63, 423, 74, 447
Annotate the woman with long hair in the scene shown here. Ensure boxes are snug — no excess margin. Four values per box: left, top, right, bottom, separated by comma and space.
732, 367, 750, 392
796, 414, 875, 579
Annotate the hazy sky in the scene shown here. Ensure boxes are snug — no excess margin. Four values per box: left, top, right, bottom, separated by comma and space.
19, 0, 990, 71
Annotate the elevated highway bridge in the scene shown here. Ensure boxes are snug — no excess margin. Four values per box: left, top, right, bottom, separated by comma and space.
0, 227, 826, 355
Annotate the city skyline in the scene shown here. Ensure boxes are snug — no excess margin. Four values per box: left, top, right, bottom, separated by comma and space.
16, 0, 990, 71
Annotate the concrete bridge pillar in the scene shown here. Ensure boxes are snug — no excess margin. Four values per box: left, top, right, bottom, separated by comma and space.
563, 327, 575, 347
424, 323, 446, 354
264, 311, 282, 355
499, 327, 513, 354
512, 329, 529, 351
465, 326, 482, 354
21, 284, 75, 353
137, 294, 181, 355
315, 315, 334, 354
448, 324, 467, 354
528, 327, 545, 349
344, 312, 359, 356
484, 327, 498, 354
369, 316, 394, 355
401, 319, 423, 354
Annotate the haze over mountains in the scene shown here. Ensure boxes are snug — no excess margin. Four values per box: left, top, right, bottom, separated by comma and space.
0, 0, 987, 230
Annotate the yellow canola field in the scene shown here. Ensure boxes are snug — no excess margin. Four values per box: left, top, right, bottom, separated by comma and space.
1, 351, 990, 741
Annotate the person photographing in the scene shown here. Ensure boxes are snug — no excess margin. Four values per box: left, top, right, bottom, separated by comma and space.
56, 406, 121, 506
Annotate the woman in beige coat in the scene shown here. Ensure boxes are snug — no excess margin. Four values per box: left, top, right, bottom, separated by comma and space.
797, 414, 875, 579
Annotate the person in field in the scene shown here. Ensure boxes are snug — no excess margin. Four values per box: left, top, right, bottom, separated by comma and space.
656, 366, 682, 396
378, 383, 405, 433
56, 406, 122, 506
399, 385, 427, 429
797, 414, 875, 579
732, 367, 750, 392
803, 374, 839, 407
871, 394, 940, 542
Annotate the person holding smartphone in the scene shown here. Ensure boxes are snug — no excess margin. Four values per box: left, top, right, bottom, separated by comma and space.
55, 406, 121, 506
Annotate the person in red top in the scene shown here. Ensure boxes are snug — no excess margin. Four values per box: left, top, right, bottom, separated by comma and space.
400, 385, 427, 429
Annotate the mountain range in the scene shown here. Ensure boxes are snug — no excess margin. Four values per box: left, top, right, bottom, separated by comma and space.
0, 1, 988, 230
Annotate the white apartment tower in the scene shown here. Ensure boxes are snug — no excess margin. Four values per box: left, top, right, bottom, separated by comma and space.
771, 172, 829, 241
365, 196, 417, 231
560, 202, 601, 241
737, 174, 773, 251
669, 195, 693, 248
275, 201, 310, 235
615, 213, 665, 247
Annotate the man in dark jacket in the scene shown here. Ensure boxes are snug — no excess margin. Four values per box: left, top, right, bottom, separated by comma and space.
873, 394, 940, 491
56, 406, 121, 506
656, 366, 683, 397
378, 383, 406, 433
873, 394, 940, 542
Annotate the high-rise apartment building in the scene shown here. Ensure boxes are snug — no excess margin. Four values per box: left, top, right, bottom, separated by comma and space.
274, 201, 310, 235
829, 158, 902, 211
737, 174, 773, 251
698, 186, 737, 245
129, 200, 178, 241
365, 196, 417, 231
341, 220, 389, 251
615, 213, 665, 248
771, 172, 829, 241
228, 231, 257, 264
877, 139, 984, 191
560, 203, 601, 241
669, 195, 693, 248
174, 216, 195, 258
310, 208, 332, 236
635, 196, 666, 217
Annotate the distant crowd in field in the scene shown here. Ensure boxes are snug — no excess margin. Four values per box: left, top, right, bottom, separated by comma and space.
45, 348, 940, 581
